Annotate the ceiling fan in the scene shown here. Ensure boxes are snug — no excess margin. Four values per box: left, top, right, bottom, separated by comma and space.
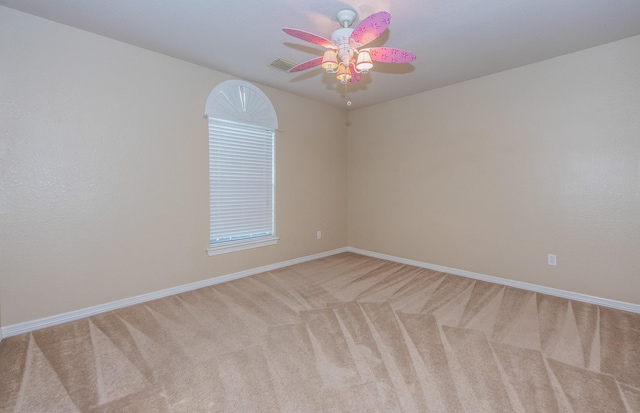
283, 9, 416, 98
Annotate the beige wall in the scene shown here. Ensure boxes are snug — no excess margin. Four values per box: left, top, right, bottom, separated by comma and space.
348, 35, 640, 305
0, 7, 348, 326
2, 6, 639, 329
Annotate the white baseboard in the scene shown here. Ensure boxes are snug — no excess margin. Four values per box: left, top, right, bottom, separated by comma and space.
0, 247, 348, 338
347, 247, 640, 314
3, 245, 638, 339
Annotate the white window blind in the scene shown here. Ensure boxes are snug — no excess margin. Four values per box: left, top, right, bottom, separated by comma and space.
209, 118, 275, 248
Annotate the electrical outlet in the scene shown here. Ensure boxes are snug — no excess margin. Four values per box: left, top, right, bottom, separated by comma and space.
317, 231, 322, 240
548, 254, 557, 266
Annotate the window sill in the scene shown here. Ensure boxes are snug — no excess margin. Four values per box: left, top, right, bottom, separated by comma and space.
207, 236, 279, 256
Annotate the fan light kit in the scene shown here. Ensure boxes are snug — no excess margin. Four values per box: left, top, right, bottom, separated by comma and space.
283, 9, 416, 105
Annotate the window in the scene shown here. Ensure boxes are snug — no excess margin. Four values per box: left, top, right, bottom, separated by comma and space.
205, 80, 278, 255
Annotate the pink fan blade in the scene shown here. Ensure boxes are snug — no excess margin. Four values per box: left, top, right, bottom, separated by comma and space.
368, 47, 416, 63
283, 28, 336, 49
289, 56, 323, 73
348, 61, 361, 83
350, 12, 391, 46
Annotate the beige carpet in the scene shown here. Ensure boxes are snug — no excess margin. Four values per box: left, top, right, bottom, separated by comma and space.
1, 252, 639, 412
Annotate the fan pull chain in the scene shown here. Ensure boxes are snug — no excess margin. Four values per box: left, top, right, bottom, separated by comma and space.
345, 82, 352, 106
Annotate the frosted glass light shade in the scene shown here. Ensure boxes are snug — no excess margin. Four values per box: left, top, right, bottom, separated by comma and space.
336, 64, 352, 84
356, 50, 373, 72
321, 50, 338, 72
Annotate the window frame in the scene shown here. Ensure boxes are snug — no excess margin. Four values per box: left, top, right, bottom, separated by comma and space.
204, 80, 278, 256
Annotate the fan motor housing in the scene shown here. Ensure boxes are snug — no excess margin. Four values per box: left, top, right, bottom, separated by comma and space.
331, 27, 354, 44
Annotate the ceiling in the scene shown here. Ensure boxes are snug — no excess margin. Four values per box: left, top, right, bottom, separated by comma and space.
3, 0, 640, 110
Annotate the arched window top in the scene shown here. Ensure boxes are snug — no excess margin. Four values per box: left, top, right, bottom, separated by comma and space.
205, 80, 278, 129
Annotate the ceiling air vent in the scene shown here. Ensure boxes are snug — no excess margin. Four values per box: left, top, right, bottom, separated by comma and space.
270, 58, 296, 72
